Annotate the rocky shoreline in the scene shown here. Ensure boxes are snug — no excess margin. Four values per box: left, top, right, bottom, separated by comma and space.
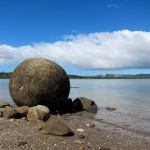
0, 101, 150, 150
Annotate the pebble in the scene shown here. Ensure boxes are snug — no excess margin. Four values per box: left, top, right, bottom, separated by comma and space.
78, 146, 86, 150
21, 117, 26, 120
18, 141, 28, 146
99, 147, 110, 150
86, 123, 95, 128
79, 133, 85, 139
74, 140, 83, 144
76, 128, 85, 132
9, 118, 15, 122
87, 142, 92, 149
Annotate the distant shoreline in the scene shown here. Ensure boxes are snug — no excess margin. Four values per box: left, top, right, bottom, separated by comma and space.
1, 72, 150, 79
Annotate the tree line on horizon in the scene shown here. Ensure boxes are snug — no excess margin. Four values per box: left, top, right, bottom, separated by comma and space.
1, 72, 150, 79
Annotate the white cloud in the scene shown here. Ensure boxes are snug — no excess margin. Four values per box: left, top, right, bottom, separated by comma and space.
0, 30, 150, 69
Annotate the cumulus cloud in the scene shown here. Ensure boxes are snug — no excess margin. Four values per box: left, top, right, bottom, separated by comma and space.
0, 30, 150, 69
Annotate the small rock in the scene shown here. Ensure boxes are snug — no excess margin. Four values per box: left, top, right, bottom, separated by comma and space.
0, 102, 10, 108
18, 141, 28, 146
27, 105, 50, 123
76, 128, 85, 132
79, 133, 85, 139
21, 117, 26, 120
72, 97, 98, 113
106, 107, 116, 111
78, 146, 86, 150
86, 123, 95, 128
87, 142, 92, 149
3, 106, 18, 118
15, 106, 29, 117
42, 116, 74, 136
9, 118, 15, 121
74, 140, 83, 144
99, 147, 111, 150
36, 120, 45, 130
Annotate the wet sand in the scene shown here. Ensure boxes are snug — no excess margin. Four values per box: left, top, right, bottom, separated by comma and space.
0, 112, 150, 150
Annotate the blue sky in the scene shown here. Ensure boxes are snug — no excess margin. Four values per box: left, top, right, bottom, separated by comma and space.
0, 0, 150, 75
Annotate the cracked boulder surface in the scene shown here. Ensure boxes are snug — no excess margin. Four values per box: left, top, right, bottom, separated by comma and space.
9, 58, 70, 113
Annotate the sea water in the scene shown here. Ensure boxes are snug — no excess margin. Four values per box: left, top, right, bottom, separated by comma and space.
1, 79, 150, 134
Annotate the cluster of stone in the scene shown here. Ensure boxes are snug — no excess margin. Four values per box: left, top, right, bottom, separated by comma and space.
0, 58, 98, 136
0, 96, 97, 136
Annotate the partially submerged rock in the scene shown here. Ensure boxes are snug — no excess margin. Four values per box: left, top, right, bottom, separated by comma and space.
0, 102, 10, 108
27, 105, 50, 123
106, 107, 116, 111
42, 116, 74, 136
9, 58, 70, 113
72, 97, 98, 113
86, 104, 98, 113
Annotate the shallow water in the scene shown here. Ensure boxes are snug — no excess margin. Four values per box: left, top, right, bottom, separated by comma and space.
0, 79, 11, 101
69, 79, 150, 134
1, 79, 150, 134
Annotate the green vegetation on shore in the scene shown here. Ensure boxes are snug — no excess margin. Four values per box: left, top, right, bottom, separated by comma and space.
69, 74, 150, 79
1, 72, 150, 79
0, 72, 12, 79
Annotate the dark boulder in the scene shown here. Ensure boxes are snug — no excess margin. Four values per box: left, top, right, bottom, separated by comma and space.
72, 97, 98, 113
58, 98, 73, 114
9, 58, 70, 113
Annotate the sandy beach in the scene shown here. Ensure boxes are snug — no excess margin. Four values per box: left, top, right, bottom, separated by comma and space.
0, 111, 150, 150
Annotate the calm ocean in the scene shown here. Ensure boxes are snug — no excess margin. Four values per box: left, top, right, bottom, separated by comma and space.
1, 79, 150, 134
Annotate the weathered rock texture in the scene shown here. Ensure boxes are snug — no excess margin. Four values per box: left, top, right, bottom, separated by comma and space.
42, 116, 74, 136
3, 106, 18, 118
9, 58, 70, 113
15, 106, 29, 117
27, 105, 50, 122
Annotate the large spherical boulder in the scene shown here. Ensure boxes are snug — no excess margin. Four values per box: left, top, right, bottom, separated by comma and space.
9, 58, 70, 113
